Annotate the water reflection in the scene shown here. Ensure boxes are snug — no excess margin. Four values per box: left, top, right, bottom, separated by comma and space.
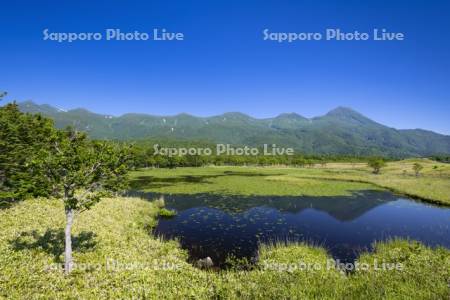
128, 190, 450, 267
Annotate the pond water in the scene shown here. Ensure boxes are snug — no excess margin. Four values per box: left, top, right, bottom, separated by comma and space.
129, 190, 450, 267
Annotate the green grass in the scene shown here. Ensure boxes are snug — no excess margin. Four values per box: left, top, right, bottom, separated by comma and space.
0, 197, 448, 299
283, 158, 450, 205
158, 208, 177, 218
130, 167, 379, 197
130, 158, 450, 205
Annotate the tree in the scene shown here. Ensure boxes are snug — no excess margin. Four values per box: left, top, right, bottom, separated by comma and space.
1, 97, 57, 203
413, 162, 424, 177
367, 158, 386, 174
35, 128, 131, 274
1, 94, 131, 272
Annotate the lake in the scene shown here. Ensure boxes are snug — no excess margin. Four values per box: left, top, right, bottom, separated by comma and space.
128, 190, 450, 267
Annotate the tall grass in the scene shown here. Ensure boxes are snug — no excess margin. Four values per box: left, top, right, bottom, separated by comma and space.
130, 159, 450, 205
1, 197, 448, 299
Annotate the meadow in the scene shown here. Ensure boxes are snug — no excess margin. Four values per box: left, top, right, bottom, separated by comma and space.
131, 158, 450, 205
1, 196, 449, 299
1, 158, 449, 299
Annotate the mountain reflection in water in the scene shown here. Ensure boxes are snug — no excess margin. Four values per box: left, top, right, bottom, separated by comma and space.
128, 190, 450, 267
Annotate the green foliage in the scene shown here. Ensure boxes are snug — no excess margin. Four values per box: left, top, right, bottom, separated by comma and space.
18, 101, 450, 157
0, 99, 131, 209
0, 102, 57, 203
413, 162, 424, 176
158, 208, 177, 218
430, 154, 450, 163
367, 158, 386, 174
34, 128, 131, 212
1, 96, 132, 273
128, 139, 391, 169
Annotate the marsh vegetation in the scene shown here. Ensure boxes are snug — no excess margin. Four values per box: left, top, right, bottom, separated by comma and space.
131, 159, 450, 204
1, 99, 450, 298
1, 197, 449, 299
129, 162, 450, 269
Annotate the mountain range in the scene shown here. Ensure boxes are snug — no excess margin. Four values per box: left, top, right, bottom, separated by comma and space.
17, 101, 450, 157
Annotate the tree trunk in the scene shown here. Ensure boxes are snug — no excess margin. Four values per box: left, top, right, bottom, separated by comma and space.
64, 208, 74, 275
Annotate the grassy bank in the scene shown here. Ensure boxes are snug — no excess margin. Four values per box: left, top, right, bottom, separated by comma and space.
1, 197, 449, 299
130, 167, 379, 196
282, 158, 450, 205
130, 158, 450, 205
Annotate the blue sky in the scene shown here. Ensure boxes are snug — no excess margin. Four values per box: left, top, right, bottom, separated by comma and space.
1, 0, 449, 134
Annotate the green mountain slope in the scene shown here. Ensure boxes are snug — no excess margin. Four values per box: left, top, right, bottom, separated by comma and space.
16, 101, 450, 157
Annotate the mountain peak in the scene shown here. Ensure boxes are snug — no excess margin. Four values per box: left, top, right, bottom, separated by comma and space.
68, 108, 96, 114
19, 100, 36, 105
175, 112, 196, 118
275, 112, 307, 120
12, 101, 450, 155
18, 101, 62, 114
220, 112, 252, 119
321, 106, 379, 127
326, 106, 361, 116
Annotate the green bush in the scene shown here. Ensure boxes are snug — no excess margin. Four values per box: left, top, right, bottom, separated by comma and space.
158, 208, 177, 218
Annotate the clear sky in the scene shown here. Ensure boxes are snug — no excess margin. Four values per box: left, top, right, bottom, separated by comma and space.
1, 0, 449, 134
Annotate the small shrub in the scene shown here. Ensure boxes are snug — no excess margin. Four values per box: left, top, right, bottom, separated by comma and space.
367, 158, 386, 174
412, 163, 424, 177
158, 208, 177, 218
